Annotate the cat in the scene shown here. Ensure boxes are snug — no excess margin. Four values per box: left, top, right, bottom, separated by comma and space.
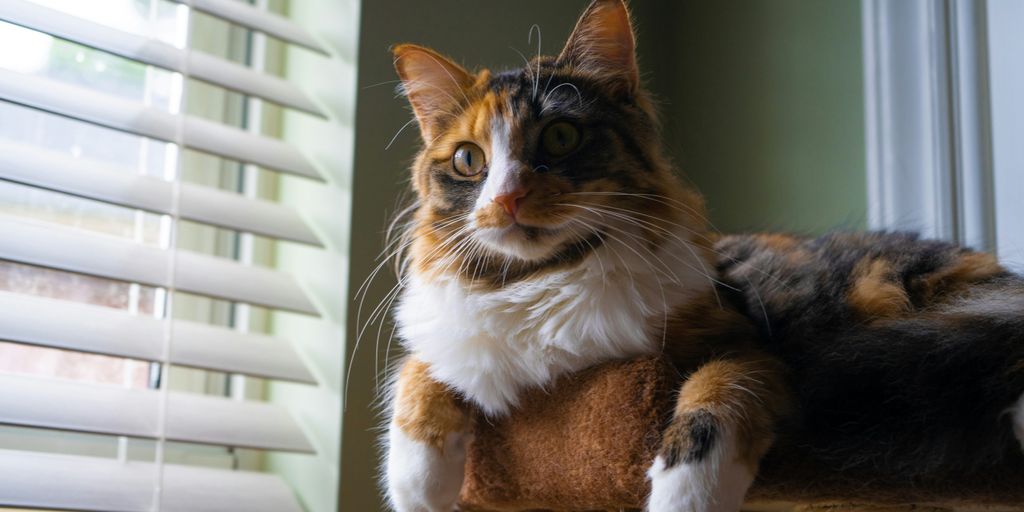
382, 1, 1024, 511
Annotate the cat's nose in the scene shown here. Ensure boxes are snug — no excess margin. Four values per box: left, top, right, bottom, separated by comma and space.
493, 188, 528, 218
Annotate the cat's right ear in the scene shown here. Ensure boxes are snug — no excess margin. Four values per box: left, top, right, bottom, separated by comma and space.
392, 44, 474, 140
557, 0, 638, 96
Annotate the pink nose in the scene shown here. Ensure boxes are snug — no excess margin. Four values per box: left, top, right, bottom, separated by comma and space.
493, 189, 528, 217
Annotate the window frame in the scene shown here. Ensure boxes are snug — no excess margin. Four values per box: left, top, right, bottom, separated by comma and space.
862, 0, 997, 251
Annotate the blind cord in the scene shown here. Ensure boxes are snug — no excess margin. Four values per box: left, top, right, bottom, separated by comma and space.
153, 1, 194, 510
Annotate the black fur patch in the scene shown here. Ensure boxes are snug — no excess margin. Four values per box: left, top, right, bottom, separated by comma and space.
660, 409, 719, 468
431, 171, 479, 214
716, 231, 1024, 477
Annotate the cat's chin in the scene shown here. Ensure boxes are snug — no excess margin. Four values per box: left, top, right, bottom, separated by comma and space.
473, 223, 567, 262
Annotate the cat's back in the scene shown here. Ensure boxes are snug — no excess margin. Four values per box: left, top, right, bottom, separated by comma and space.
712, 230, 1024, 476
713, 230, 1017, 340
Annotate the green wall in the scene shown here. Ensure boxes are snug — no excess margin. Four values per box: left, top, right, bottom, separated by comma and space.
634, 0, 867, 234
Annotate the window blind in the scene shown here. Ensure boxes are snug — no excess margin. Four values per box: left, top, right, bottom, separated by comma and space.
0, 1, 337, 510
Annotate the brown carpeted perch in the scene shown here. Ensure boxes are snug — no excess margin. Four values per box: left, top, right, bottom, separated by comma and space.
458, 357, 1024, 512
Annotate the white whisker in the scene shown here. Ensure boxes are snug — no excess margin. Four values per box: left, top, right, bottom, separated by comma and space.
385, 118, 418, 150
570, 200, 735, 303
528, 24, 542, 99
542, 82, 584, 109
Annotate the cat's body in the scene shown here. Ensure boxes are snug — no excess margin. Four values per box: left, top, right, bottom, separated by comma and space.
397, 220, 709, 417
382, 1, 1024, 511
716, 232, 1024, 476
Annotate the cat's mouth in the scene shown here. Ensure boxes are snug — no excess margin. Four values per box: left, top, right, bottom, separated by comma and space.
497, 222, 560, 242
474, 221, 571, 261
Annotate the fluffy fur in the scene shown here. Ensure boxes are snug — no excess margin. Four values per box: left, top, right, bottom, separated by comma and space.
397, 222, 708, 417
714, 231, 1024, 477
381, 1, 1024, 511
647, 435, 753, 512
387, 427, 470, 512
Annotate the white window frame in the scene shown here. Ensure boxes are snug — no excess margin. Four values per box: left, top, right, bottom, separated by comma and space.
863, 0, 994, 249
863, 0, 1023, 267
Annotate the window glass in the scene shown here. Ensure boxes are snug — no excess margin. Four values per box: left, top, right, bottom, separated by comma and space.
0, 0, 273, 475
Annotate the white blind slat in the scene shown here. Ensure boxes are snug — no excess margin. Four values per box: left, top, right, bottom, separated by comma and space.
175, 250, 317, 315
0, 68, 323, 180
0, 449, 304, 512
0, 214, 318, 315
190, 50, 325, 117
0, 373, 315, 452
171, 0, 327, 54
0, 140, 323, 246
0, 290, 316, 383
179, 181, 322, 246
173, 320, 315, 383
0, 0, 323, 116
0, 1, 332, 508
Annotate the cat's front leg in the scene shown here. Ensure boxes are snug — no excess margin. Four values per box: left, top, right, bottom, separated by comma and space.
386, 357, 472, 512
647, 355, 791, 512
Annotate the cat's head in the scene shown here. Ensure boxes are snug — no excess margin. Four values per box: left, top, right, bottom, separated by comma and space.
393, 0, 707, 284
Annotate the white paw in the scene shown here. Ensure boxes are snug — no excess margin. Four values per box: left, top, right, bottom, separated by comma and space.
386, 423, 469, 512
646, 431, 754, 512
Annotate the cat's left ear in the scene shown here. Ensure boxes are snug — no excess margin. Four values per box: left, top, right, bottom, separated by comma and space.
557, 0, 639, 95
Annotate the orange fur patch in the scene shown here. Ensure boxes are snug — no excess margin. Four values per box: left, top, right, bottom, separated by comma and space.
394, 358, 471, 450
753, 233, 813, 266
754, 233, 802, 251
673, 356, 791, 473
848, 259, 911, 319
920, 252, 1005, 301
425, 92, 497, 169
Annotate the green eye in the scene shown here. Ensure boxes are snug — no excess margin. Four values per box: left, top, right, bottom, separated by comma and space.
541, 121, 580, 157
452, 142, 485, 176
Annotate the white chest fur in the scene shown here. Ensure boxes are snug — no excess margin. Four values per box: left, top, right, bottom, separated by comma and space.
396, 231, 710, 416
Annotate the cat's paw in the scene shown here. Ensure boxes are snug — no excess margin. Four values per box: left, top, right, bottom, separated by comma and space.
386, 424, 469, 512
646, 430, 753, 512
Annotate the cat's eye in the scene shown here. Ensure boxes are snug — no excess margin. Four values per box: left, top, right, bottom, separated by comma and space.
541, 121, 581, 157
452, 142, 485, 176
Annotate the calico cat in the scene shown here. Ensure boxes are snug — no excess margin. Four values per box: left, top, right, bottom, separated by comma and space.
383, 1, 1024, 511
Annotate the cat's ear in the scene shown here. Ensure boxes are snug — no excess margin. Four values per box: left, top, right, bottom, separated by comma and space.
558, 0, 638, 95
392, 44, 474, 140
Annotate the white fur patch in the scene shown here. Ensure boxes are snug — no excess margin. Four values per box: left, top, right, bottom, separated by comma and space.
646, 430, 753, 512
397, 219, 711, 416
472, 117, 562, 261
1013, 392, 1024, 452
385, 423, 469, 512
475, 118, 516, 210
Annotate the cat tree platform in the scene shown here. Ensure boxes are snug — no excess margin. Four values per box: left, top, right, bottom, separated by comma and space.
457, 357, 1024, 512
